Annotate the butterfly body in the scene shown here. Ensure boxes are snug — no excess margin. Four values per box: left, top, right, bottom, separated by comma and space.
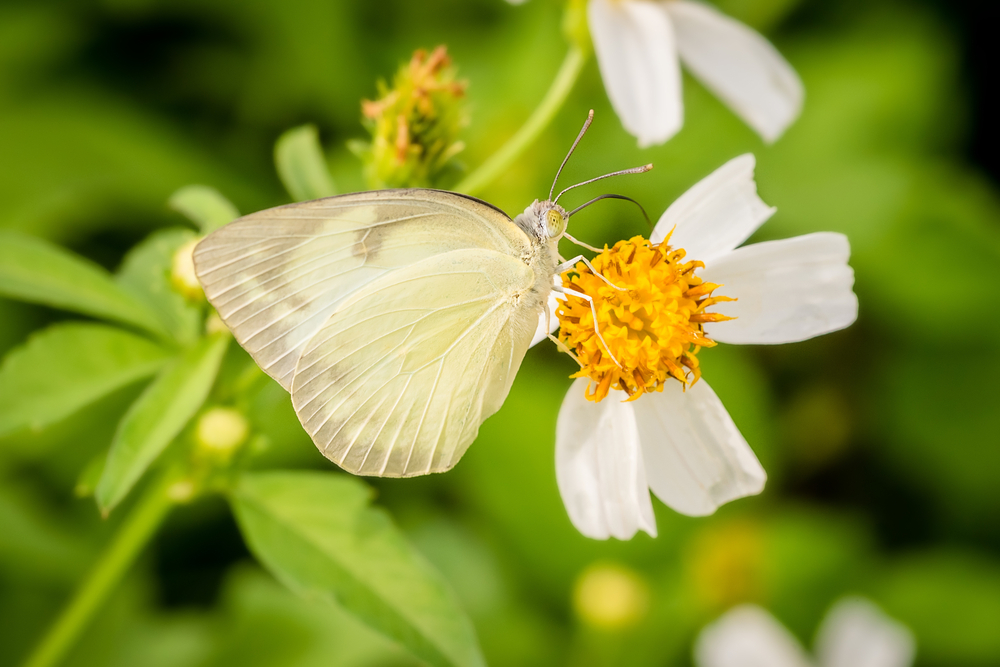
194, 188, 566, 477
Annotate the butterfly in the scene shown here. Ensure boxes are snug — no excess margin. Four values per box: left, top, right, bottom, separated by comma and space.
193, 111, 649, 477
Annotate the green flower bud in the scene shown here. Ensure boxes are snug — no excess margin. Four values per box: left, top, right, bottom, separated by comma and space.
195, 407, 249, 458
353, 46, 468, 189
563, 0, 592, 54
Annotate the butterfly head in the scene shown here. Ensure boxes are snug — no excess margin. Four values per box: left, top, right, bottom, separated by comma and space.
515, 110, 653, 243
517, 199, 569, 241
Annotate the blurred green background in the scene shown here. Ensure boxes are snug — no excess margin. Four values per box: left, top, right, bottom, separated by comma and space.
2, 0, 999, 665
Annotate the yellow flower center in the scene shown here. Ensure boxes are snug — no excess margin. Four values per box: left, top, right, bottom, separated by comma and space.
557, 235, 734, 402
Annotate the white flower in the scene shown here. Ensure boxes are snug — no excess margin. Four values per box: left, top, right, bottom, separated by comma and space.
509, 0, 804, 146
696, 598, 915, 667
551, 154, 857, 540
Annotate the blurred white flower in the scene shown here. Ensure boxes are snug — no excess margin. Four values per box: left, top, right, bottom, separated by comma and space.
507, 0, 803, 146
696, 598, 916, 667
551, 154, 857, 540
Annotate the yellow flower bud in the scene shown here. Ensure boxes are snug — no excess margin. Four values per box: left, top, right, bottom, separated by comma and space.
171, 238, 204, 301
572, 562, 650, 630
195, 407, 249, 457
205, 311, 229, 336
167, 479, 197, 503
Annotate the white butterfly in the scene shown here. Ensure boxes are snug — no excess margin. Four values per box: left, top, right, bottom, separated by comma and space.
193, 112, 646, 477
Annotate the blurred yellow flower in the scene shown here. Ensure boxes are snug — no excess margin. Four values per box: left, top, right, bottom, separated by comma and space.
195, 407, 249, 457
572, 562, 650, 630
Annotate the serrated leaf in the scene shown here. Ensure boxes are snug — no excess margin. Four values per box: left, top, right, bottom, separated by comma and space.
231, 471, 485, 667
169, 185, 240, 233
0, 230, 168, 338
96, 334, 229, 512
275, 125, 337, 202
0, 323, 171, 437
117, 228, 203, 345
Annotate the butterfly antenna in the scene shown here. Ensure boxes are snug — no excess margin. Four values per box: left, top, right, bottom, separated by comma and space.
554, 164, 653, 204
549, 109, 595, 201
567, 194, 653, 228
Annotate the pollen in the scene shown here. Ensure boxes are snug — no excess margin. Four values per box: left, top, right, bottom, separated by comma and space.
557, 235, 734, 402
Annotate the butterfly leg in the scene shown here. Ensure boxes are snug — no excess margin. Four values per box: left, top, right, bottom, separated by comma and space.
555, 255, 627, 291
553, 285, 622, 368
562, 232, 603, 253
547, 333, 581, 365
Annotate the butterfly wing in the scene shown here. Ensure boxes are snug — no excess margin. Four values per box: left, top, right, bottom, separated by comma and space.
193, 189, 530, 390
291, 248, 540, 476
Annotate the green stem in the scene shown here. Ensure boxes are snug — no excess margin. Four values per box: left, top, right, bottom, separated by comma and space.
21, 476, 176, 667
455, 45, 588, 197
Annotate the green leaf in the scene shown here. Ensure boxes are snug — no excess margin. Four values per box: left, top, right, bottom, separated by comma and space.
117, 228, 203, 345
0, 323, 171, 437
0, 482, 91, 584
169, 185, 240, 233
275, 125, 337, 202
231, 471, 485, 667
96, 334, 229, 512
0, 230, 169, 337
75, 452, 106, 498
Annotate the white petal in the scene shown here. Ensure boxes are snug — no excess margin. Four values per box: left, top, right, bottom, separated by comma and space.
702, 232, 858, 345
529, 280, 564, 348
633, 379, 765, 517
695, 605, 814, 667
589, 0, 683, 147
555, 379, 657, 540
816, 598, 915, 667
665, 0, 803, 143
651, 154, 775, 263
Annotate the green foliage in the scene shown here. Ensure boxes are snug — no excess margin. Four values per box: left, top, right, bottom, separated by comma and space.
168, 187, 240, 235
1, 1, 999, 666
201, 566, 422, 667
879, 551, 1000, 664
274, 125, 337, 202
116, 228, 205, 346
231, 471, 486, 667
0, 323, 170, 437
0, 231, 167, 339
96, 335, 229, 513
0, 483, 90, 584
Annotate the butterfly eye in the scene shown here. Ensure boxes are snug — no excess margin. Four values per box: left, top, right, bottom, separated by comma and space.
546, 209, 567, 237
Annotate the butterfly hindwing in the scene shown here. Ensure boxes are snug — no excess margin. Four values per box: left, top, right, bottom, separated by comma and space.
291, 248, 539, 477
193, 189, 530, 390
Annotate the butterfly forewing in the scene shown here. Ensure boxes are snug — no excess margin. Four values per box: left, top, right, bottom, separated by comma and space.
193, 189, 530, 390
291, 248, 539, 476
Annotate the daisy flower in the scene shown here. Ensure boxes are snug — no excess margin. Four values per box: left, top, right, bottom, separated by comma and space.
552, 154, 857, 540
508, 0, 803, 145
696, 598, 915, 667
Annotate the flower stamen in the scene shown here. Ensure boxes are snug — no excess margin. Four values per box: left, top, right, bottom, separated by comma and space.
556, 235, 734, 402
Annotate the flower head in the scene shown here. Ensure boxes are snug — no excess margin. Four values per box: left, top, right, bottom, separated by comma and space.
559, 234, 733, 402
551, 154, 857, 540
696, 598, 915, 667
508, 0, 804, 145
354, 46, 468, 188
